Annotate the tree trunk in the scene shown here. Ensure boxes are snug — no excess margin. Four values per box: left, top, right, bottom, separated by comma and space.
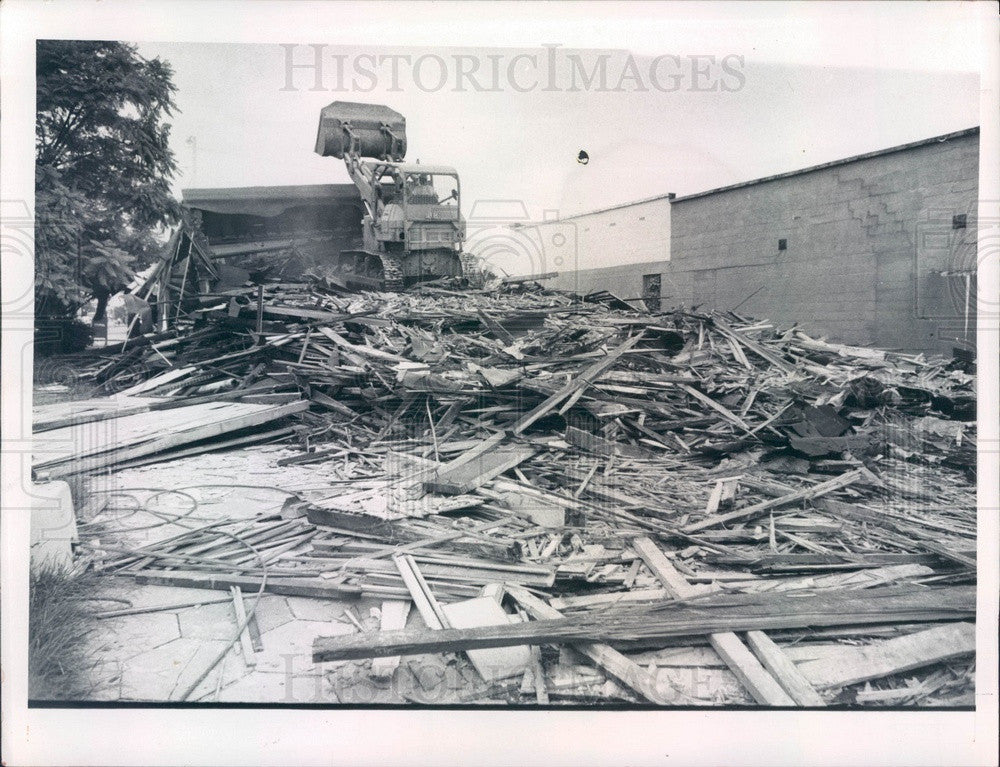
92, 290, 109, 323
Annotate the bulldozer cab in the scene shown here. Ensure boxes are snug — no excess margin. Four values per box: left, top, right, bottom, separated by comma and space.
402, 170, 460, 214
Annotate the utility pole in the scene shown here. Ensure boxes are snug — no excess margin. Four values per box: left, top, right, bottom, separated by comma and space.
185, 135, 198, 186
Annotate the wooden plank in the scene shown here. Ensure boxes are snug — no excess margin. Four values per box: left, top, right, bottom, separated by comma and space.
797, 622, 976, 690
564, 425, 654, 459
330, 555, 555, 588
477, 309, 515, 344
425, 446, 536, 495
35, 400, 309, 477
512, 333, 645, 435
94, 596, 234, 619
393, 554, 448, 629
630, 538, 692, 596
549, 564, 934, 611
33, 396, 162, 432
230, 586, 257, 667
550, 588, 670, 610
683, 468, 870, 534
528, 645, 549, 703
628, 642, 857, 669
116, 365, 194, 396
315, 325, 409, 363
679, 384, 753, 433
109, 426, 296, 471
632, 536, 794, 706
128, 569, 364, 599
370, 600, 412, 679
745, 630, 825, 706
708, 632, 794, 705
312, 586, 974, 662
506, 585, 670, 705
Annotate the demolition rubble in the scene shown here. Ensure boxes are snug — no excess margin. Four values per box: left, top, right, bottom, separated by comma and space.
32, 276, 977, 705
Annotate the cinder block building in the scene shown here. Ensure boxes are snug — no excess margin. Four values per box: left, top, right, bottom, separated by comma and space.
541, 127, 979, 355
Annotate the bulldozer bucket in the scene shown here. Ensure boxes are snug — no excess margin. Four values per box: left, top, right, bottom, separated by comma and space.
315, 101, 407, 161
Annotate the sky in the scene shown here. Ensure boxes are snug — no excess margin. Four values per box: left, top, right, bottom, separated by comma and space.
134, 3, 983, 222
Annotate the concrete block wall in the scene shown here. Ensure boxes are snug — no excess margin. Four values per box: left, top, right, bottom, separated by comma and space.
669, 132, 979, 354
541, 130, 979, 355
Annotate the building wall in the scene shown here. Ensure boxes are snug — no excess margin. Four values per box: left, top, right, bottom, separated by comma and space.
529, 196, 671, 287
545, 130, 979, 355
668, 131, 978, 354
544, 260, 666, 302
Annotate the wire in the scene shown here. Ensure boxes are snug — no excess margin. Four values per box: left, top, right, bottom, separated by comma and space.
170, 525, 269, 702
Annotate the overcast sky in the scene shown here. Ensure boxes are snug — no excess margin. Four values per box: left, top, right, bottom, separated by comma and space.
135, 3, 982, 221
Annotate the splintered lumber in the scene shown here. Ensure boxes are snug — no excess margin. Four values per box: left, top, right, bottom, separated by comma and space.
477, 309, 515, 344
393, 554, 449, 629
66, 274, 978, 706
796, 622, 976, 690
512, 332, 644, 435
632, 536, 794, 706
564, 426, 653, 459
128, 569, 364, 599
506, 585, 670, 705
425, 446, 536, 495
422, 334, 643, 482
744, 631, 825, 706
312, 585, 974, 662
337, 555, 555, 588
683, 468, 870, 533
32, 395, 163, 432
230, 586, 257, 667
34, 400, 309, 478
94, 596, 234, 619
631, 538, 693, 596
679, 385, 752, 433
371, 600, 412, 679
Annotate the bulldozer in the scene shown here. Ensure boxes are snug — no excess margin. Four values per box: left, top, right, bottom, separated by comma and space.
315, 101, 466, 290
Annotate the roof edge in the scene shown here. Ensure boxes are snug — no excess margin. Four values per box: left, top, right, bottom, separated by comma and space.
671, 126, 980, 203
181, 183, 359, 203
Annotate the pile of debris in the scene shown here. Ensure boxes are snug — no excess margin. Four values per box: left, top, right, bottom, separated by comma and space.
33, 276, 977, 706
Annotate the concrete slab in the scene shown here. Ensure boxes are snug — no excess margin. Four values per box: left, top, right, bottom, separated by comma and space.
254, 618, 352, 675
119, 637, 228, 701
250, 594, 294, 634
215, 669, 334, 703
88, 612, 180, 660
186, 644, 253, 702
83, 659, 125, 701
78, 448, 442, 703
285, 595, 354, 623
177, 602, 239, 642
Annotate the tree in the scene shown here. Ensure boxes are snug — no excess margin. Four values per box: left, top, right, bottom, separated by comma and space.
35, 40, 180, 345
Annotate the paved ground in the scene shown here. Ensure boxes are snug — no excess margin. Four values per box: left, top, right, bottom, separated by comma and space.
75, 447, 524, 704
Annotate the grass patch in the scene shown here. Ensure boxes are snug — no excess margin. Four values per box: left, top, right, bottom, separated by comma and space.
29, 563, 104, 700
